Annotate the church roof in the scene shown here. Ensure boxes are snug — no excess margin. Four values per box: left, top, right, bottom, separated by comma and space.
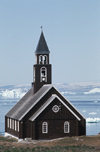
6, 85, 53, 120
29, 94, 81, 121
35, 31, 50, 54
6, 84, 85, 121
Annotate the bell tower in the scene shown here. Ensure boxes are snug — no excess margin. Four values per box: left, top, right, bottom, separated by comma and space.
33, 31, 52, 93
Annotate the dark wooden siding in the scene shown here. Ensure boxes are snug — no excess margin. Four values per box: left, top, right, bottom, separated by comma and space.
5, 87, 86, 139
33, 120, 79, 139
31, 98, 80, 139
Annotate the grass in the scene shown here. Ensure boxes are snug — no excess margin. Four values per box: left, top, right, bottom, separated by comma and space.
0, 145, 97, 152
0, 136, 17, 142
0, 135, 100, 152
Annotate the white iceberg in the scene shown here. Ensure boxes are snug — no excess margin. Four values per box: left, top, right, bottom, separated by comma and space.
86, 118, 100, 123
0, 88, 27, 99
84, 88, 100, 94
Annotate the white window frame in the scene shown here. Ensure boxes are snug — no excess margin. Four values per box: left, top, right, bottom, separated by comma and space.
10, 119, 12, 129
42, 122, 48, 134
18, 121, 19, 132
40, 67, 47, 82
64, 121, 70, 133
52, 105, 60, 113
15, 120, 17, 131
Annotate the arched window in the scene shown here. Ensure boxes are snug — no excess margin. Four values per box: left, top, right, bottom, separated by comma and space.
42, 122, 48, 133
39, 55, 48, 64
44, 55, 47, 64
39, 55, 43, 64
64, 121, 70, 133
40, 67, 47, 82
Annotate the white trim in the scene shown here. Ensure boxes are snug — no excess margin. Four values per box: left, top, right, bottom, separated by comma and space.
53, 86, 86, 120
30, 94, 81, 121
53, 95, 81, 121
64, 121, 70, 133
15, 120, 16, 131
18, 121, 19, 132
19, 85, 53, 121
10, 119, 11, 129
42, 122, 48, 133
52, 105, 60, 113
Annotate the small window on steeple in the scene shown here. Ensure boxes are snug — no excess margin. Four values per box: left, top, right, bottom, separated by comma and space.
44, 55, 47, 64
40, 67, 47, 82
39, 55, 43, 64
39, 55, 48, 64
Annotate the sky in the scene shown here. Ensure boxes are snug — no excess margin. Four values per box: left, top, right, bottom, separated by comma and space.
0, 0, 100, 85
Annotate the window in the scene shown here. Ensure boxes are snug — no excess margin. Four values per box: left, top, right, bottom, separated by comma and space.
39, 55, 43, 64
12, 119, 14, 130
52, 105, 60, 113
15, 120, 16, 131
40, 67, 47, 82
42, 122, 48, 133
7, 118, 9, 128
39, 55, 48, 64
44, 55, 47, 64
18, 121, 19, 132
34, 67, 35, 82
64, 121, 70, 133
10, 119, 11, 129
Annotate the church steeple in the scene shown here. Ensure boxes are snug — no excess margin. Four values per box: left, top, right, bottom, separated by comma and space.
35, 31, 50, 55
33, 31, 52, 93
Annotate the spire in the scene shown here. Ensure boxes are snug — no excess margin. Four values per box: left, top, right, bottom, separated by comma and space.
35, 31, 50, 54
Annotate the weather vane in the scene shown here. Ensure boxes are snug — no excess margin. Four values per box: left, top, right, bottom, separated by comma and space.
40, 26, 43, 32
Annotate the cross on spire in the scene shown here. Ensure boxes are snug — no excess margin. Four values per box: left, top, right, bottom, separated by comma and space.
40, 26, 43, 32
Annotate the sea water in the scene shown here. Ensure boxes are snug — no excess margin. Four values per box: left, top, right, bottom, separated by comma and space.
0, 98, 100, 136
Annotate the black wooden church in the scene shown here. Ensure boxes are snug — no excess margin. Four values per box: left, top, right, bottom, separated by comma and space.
5, 31, 86, 139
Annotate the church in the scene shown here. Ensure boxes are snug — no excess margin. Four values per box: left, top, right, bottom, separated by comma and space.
5, 31, 86, 140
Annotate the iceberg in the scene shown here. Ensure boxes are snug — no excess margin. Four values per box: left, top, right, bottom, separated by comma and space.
86, 118, 100, 123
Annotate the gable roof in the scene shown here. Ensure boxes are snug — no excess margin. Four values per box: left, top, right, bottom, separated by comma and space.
6, 85, 53, 120
29, 94, 81, 121
35, 31, 50, 54
6, 84, 85, 121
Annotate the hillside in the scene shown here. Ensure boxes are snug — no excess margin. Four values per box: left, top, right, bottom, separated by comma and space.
0, 135, 100, 152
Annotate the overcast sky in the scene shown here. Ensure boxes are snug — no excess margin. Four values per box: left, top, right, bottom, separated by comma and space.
0, 0, 100, 85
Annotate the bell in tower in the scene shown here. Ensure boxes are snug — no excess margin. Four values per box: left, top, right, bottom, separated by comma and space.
33, 31, 52, 93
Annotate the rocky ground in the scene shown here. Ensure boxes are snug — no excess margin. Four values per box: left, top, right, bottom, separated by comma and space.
0, 135, 100, 152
